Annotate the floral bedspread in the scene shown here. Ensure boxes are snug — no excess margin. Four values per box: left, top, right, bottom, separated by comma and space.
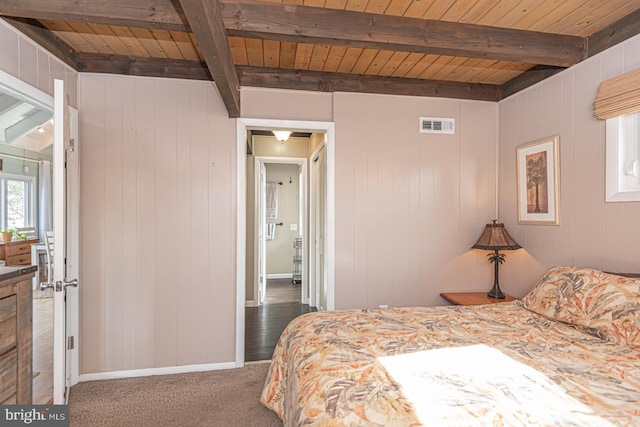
260, 303, 640, 426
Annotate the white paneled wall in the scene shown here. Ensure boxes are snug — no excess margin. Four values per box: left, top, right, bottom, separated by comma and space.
0, 19, 77, 107
79, 74, 236, 374
334, 93, 498, 309
499, 34, 640, 298
241, 87, 333, 122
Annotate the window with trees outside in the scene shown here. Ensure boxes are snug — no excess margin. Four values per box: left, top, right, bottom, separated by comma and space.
0, 173, 36, 229
606, 111, 640, 201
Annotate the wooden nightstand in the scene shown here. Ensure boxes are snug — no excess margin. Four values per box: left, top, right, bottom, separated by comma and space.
440, 292, 516, 306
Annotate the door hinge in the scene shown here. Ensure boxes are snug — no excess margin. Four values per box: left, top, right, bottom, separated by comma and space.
67, 336, 74, 350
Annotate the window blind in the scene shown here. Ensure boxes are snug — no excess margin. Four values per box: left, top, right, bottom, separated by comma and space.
593, 68, 640, 120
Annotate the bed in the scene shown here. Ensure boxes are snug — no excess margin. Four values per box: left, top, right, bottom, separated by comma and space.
260, 266, 640, 426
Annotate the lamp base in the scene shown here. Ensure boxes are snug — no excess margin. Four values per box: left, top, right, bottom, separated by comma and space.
487, 249, 506, 299
487, 284, 505, 299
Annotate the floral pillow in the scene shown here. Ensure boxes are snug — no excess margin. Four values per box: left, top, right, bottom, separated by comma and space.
521, 266, 640, 347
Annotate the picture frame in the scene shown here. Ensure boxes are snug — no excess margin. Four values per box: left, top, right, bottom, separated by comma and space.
516, 135, 560, 225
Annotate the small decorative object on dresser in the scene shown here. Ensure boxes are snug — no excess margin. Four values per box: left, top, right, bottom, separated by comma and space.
0, 229, 12, 242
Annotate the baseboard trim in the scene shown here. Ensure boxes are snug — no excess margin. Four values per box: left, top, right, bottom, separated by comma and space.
245, 300, 257, 307
78, 361, 236, 382
266, 273, 293, 279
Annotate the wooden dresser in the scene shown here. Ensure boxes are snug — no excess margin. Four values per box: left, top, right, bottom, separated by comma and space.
0, 266, 36, 404
0, 239, 39, 266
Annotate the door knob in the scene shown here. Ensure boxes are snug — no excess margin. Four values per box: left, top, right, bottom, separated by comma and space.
40, 281, 54, 290
54, 279, 79, 291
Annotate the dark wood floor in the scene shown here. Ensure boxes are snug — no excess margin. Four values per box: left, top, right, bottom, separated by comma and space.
245, 279, 316, 362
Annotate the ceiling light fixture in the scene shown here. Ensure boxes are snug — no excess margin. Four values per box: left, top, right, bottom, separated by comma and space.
272, 130, 292, 142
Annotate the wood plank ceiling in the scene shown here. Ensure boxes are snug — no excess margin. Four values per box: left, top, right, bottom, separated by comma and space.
1, 0, 640, 117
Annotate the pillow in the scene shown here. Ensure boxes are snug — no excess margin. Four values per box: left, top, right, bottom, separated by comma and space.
521, 266, 640, 347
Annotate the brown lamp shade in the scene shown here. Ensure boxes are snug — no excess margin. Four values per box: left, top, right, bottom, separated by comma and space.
472, 220, 521, 251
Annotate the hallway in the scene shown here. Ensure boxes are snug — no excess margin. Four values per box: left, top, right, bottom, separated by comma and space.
245, 279, 316, 362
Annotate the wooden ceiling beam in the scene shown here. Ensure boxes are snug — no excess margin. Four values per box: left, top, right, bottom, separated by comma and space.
500, 65, 565, 100
221, 0, 586, 67
74, 56, 502, 102
587, 8, 640, 57
178, 0, 240, 117
500, 11, 640, 99
3, 17, 77, 68
76, 53, 211, 81
236, 66, 501, 102
0, 0, 190, 32
1, 0, 589, 68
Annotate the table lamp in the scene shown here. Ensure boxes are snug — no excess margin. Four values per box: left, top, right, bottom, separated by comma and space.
471, 220, 521, 299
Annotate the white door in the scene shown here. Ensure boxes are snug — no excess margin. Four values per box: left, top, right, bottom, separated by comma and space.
52, 79, 78, 404
298, 166, 305, 304
258, 162, 267, 305
314, 147, 327, 311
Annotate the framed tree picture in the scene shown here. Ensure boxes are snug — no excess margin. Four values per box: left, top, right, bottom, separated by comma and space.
516, 135, 560, 225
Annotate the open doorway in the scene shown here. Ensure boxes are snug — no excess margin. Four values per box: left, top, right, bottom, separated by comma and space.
245, 132, 313, 362
239, 120, 334, 363
0, 73, 54, 403
259, 160, 305, 306
0, 71, 80, 404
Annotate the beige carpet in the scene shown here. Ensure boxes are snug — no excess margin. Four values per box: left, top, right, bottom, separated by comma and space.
69, 362, 283, 427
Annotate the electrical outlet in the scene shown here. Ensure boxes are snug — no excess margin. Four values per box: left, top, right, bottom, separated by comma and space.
379, 304, 388, 309
290, 224, 297, 231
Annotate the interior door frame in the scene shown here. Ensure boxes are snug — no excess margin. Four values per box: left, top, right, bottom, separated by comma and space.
236, 118, 335, 367
309, 141, 327, 309
257, 162, 267, 305
254, 156, 308, 307
0, 70, 80, 391
65, 100, 80, 389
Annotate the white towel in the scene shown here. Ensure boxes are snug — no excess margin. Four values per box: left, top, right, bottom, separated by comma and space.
266, 223, 276, 241
266, 182, 279, 219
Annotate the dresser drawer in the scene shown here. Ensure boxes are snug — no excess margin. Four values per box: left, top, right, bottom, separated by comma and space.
0, 283, 16, 300
4, 242, 32, 257
0, 295, 17, 355
0, 348, 17, 403
4, 253, 31, 266
1, 393, 16, 404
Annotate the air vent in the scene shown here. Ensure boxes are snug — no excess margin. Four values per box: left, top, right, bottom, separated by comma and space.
419, 117, 455, 134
